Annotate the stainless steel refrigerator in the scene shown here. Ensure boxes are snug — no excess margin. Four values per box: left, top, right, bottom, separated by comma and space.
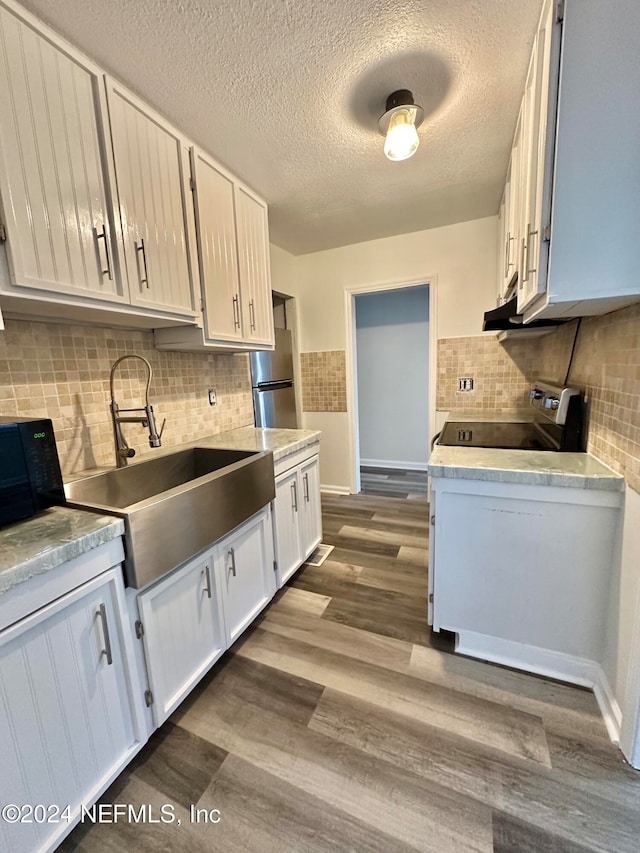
250, 328, 298, 428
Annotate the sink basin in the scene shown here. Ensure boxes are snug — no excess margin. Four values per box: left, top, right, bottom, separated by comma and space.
65, 447, 275, 589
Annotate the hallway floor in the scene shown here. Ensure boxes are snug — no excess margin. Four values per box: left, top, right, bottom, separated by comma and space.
62, 469, 640, 852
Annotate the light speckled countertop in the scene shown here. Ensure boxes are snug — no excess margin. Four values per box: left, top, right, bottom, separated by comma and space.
0, 507, 124, 595
191, 427, 321, 461
429, 445, 623, 490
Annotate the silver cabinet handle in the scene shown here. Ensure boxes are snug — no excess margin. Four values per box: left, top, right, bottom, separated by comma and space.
527, 227, 538, 277
303, 472, 310, 503
96, 603, 113, 666
202, 564, 212, 599
135, 238, 149, 289
291, 480, 298, 512
520, 236, 527, 286
232, 294, 240, 330
249, 299, 256, 331
228, 547, 237, 577
94, 225, 112, 281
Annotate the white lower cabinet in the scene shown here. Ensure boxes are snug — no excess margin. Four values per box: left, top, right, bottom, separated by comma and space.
215, 506, 275, 645
273, 467, 303, 586
299, 455, 322, 558
430, 475, 622, 683
273, 453, 322, 589
136, 550, 225, 727
0, 567, 142, 853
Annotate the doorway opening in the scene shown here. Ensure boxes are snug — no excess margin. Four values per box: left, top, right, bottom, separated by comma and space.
345, 279, 435, 495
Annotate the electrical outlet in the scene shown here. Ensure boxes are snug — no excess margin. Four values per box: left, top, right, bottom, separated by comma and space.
458, 377, 474, 392
208, 388, 217, 406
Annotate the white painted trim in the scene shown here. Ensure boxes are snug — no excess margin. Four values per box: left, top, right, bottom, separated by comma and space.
344, 275, 438, 496
361, 458, 429, 472
620, 492, 640, 768
455, 630, 600, 686
454, 629, 622, 744
320, 484, 351, 495
593, 665, 622, 744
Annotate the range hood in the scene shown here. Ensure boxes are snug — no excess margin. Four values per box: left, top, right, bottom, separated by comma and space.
483, 297, 565, 333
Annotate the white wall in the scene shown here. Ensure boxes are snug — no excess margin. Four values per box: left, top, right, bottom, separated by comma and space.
269, 243, 299, 298
355, 287, 429, 468
293, 216, 497, 489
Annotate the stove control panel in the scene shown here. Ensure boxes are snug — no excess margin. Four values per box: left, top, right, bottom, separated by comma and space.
529, 381, 581, 425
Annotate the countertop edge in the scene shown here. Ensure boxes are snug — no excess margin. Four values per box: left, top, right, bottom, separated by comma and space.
428, 448, 624, 492
0, 511, 125, 597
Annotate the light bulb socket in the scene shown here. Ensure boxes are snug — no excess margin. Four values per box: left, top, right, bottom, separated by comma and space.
378, 89, 424, 136
385, 89, 415, 112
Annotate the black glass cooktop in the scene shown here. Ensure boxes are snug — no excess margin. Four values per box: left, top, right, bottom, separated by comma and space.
438, 421, 556, 450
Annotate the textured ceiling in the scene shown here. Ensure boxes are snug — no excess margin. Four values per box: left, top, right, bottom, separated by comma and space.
22, 0, 543, 254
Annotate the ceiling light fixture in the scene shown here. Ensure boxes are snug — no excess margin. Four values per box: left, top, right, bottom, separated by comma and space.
378, 89, 424, 162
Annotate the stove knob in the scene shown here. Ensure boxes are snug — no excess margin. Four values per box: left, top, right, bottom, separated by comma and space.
544, 397, 560, 410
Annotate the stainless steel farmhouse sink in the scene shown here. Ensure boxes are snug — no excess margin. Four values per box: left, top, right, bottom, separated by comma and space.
65, 447, 275, 588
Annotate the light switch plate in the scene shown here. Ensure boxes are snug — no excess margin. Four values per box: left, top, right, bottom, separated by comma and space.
208, 388, 217, 406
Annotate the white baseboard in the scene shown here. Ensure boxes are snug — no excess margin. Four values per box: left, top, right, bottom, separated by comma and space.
593, 665, 622, 744
360, 458, 429, 472
320, 484, 351, 495
455, 630, 623, 743
455, 630, 599, 687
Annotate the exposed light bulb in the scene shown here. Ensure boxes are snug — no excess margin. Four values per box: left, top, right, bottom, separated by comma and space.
384, 108, 420, 161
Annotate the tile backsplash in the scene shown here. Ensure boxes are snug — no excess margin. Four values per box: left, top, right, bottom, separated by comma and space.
437, 302, 640, 492
0, 319, 254, 476
300, 350, 347, 412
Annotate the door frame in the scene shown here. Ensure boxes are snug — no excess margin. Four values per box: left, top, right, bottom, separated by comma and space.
344, 276, 437, 494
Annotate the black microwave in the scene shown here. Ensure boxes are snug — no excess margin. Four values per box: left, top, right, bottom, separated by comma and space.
0, 417, 65, 527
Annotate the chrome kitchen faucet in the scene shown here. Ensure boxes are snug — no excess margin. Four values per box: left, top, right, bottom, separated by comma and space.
109, 355, 165, 467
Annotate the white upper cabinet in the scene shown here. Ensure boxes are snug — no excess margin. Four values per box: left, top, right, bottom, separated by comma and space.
155, 149, 275, 353
191, 149, 244, 342
497, 109, 523, 305
0, 4, 124, 303
106, 80, 196, 318
235, 185, 274, 346
517, 0, 557, 314
501, 0, 640, 321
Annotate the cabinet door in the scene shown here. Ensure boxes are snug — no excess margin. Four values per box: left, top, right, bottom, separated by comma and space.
191, 148, 244, 342
273, 467, 303, 588
507, 109, 524, 290
496, 191, 506, 305
137, 551, 225, 726
107, 81, 195, 316
428, 492, 436, 626
0, 569, 140, 853
0, 6, 124, 303
517, 0, 558, 312
235, 185, 274, 346
299, 455, 322, 559
217, 507, 275, 645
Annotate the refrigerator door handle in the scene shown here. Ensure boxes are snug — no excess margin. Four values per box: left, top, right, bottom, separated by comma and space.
255, 380, 294, 391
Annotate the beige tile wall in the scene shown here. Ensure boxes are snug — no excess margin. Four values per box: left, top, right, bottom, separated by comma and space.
436, 302, 640, 492
437, 335, 535, 411
300, 350, 347, 412
0, 319, 254, 476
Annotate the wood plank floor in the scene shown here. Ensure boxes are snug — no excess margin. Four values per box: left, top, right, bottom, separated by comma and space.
62, 468, 640, 852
